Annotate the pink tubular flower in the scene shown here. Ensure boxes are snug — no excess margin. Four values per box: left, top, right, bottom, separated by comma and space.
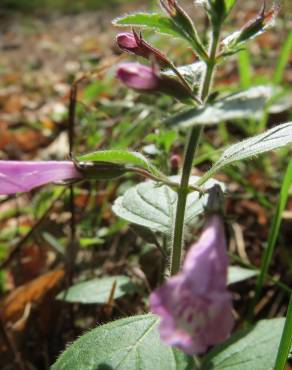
150, 214, 234, 355
0, 161, 82, 195
116, 62, 192, 101
116, 62, 159, 91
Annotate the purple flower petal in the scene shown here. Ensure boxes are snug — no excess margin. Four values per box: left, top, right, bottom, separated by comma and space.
150, 214, 234, 355
0, 161, 82, 195
116, 62, 159, 91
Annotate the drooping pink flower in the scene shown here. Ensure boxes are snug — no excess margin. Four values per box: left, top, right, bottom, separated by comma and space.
116, 62, 160, 91
116, 62, 193, 101
0, 161, 82, 195
150, 214, 234, 355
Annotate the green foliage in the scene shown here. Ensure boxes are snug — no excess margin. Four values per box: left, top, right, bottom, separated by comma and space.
274, 30, 292, 84
237, 49, 252, 89
223, 0, 237, 12
162, 62, 205, 88
165, 86, 278, 128
198, 121, 292, 185
274, 296, 292, 370
52, 314, 195, 370
112, 177, 223, 237
228, 266, 258, 285
1, 0, 290, 368
78, 150, 161, 177
113, 13, 184, 38
57, 276, 135, 304
201, 318, 286, 370
252, 159, 292, 315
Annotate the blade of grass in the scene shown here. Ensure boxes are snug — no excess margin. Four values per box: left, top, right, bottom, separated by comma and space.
273, 30, 292, 85
274, 294, 292, 370
249, 159, 292, 321
238, 49, 252, 89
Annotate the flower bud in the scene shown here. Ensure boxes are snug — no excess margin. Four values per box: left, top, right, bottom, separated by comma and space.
160, 0, 177, 16
116, 31, 170, 67
160, 0, 207, 60
116, 32, 151, 58
170, 154, 181, 171
222, 2, 280, 52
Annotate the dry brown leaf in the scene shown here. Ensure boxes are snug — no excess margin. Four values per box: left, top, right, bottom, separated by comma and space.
1, 269, 64, 324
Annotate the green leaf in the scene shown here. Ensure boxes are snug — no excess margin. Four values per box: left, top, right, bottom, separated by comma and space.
274, 30, 292, 84
197, 121, 292, 186
165, 86, 278, 129
52, 314, 195, 370
113, 12, 182, 38
57, 276, 134, 304
224, 0, 237, 12
210, 121, 292, 173
112, 176, 223, 237
228, 266, 258, 285
79, 237, 104, 248
78, 150, 161, 177
162, 62, 205, 88
201, 318, 286, 370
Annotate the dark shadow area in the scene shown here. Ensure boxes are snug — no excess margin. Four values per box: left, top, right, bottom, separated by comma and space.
97, 364, 114, 370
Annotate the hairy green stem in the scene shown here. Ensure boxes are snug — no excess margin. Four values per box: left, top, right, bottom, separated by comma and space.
170, 27, 221, 275
170, 126, 202, 275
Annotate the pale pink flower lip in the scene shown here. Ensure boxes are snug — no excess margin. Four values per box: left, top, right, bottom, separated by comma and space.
0, 161, 82, 195
150, 214, 234, 355
116, 62, 159, 91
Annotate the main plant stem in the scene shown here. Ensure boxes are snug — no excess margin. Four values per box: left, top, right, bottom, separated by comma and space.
170, 28, 220, 276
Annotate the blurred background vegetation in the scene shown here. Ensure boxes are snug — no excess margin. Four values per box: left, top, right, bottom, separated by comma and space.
1, 0, 292, 12
0, 0, 142, 12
